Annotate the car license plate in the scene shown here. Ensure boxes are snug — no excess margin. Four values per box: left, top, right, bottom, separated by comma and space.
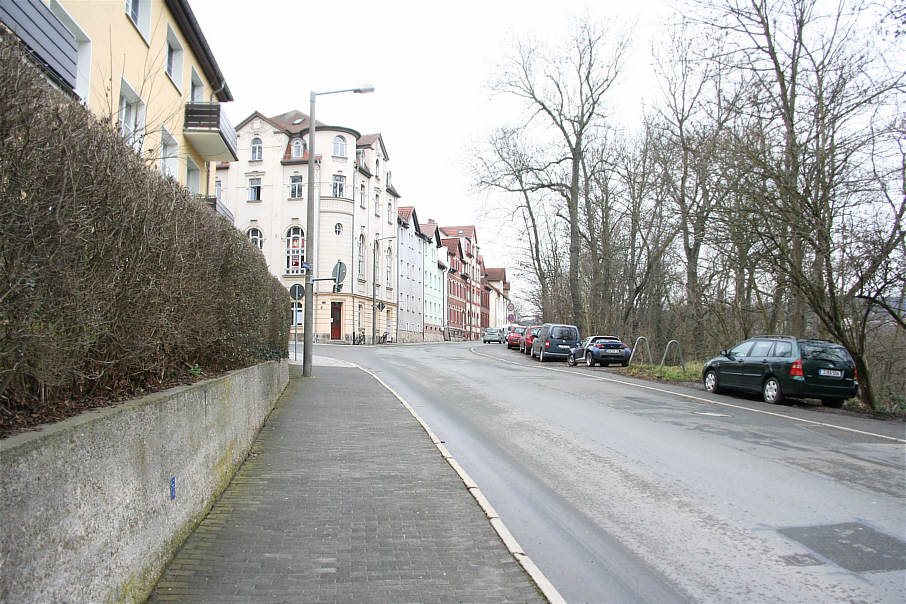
818, 368, 842, 378
559, 344, 570, 349
605, 349, 620, 354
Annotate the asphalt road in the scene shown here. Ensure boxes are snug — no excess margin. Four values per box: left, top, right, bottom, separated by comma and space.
309, 341, 906, 604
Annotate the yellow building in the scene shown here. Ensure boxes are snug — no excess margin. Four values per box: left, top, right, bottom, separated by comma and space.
2, 0, 237, 206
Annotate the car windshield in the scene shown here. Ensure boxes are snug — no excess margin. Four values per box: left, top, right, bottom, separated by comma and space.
515, 327, 526, 334
552, 326, 578, 339
800, 342, 851, 362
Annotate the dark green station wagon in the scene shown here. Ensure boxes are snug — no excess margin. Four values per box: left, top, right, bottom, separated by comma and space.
702, 336, 859, 408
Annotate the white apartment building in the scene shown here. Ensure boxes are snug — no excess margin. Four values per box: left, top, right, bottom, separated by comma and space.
420, 220, 446, 342
396, 206, 424, 343
218, 110, 398, 343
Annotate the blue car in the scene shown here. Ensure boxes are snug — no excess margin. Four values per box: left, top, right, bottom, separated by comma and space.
567, 336, 632, 367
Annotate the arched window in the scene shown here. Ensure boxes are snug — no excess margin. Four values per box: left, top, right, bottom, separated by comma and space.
357, 235, 366, 276
332, 135, 346, 157
334, 223, 343, 236
375, 158, 380, 176
291, 139, 304, 159
250, 137, 262, 161
247, 227, 263, 250
285, 226, 305, 274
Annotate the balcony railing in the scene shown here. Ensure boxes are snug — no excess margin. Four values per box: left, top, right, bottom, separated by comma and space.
196, 194, 234, 224
184, 102, 238, 162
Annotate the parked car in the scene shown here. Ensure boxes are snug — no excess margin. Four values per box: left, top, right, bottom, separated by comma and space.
567, 336, 632, 367
531, 323, 580, 362
702, 335, 859, 407
520, 326, 542, 354
482, 327, 504, 343
506, 326, 526, 349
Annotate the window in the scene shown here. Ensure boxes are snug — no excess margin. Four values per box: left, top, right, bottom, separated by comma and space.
356, 148, 365, 168
291, 139, 304, 159
286, 227, 305, 274
164, 25, 183, 87
386, 249, 392, 286
749, 340, 774, 357
248, 178, 262, 201
125, 0, 150, 41
387, 202, 392, 223
248, 227, 263, 249
186, 158, 200, 194
332, 175, 346, 198
334, 223, 343, 236
250, 137, 262, 161
376, 158, 380, 177
160, 127, 177, 178
375, 194, 380, 216
729, 341, 753, 358
359, 183, 365, 207
358, 304, 363, 329
50, 1, 91, 102
773, 341, 792, 357
189, 68, 204, 101
118, 78, 145, 152
357, 235, 366, 276
333, 135, 346, 157
215, 179, 222, 202
290, 176, 303, 199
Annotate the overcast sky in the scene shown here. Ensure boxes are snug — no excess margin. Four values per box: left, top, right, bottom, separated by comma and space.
190, 0, 676, 296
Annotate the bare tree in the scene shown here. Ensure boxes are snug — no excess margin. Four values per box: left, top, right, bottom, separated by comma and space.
491, 16, 631, 333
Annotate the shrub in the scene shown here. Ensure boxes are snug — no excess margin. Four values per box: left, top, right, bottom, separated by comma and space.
0, 36, 289, 436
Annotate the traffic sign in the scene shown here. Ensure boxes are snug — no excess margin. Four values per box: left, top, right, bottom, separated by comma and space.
332, 261, 347, 284
507, 313, 516, 322
507, 302, 515, 312
377, 301, 386, 311
289, 284, 305, 300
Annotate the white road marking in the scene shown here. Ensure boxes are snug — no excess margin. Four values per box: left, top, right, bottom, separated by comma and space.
471, 347, 906, 444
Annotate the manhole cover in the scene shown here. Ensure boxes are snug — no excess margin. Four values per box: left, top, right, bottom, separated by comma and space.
780, 553, 824, 567
779, 523, 906, 572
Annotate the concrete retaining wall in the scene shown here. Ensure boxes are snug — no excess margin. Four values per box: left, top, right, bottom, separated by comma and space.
0, 360, 288, 603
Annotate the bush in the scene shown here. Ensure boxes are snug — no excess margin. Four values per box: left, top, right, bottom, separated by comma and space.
0, 36, 289, 436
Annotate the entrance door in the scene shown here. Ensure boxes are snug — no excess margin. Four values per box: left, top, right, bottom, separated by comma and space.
331, 302, 342, 339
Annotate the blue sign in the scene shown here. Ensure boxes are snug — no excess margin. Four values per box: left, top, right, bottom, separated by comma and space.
301, 261, 312, 270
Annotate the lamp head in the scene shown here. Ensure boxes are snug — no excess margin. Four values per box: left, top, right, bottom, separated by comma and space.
355, 85, 375, 94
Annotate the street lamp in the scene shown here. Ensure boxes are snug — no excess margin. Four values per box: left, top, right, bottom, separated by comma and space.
303, 85, 374, 377
373, 235, 396, 344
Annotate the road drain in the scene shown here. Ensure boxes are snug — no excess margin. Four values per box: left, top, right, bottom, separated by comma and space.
779, 522, 906, 572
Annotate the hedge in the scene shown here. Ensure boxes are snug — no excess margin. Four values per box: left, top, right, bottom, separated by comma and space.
0, 35, 289, 436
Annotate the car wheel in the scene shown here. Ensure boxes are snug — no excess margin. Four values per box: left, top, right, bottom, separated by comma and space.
703, 370, 721, 394
539, 350, 545, 362
822, 398, 844, 409
567, 354, 577, 366
586, 352, 596, 367
763, 376, 784, 404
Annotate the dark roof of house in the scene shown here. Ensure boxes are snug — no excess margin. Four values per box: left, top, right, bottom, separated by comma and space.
485, 267, 507, 282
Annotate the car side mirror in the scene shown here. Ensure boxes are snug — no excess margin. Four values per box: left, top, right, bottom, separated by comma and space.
721, 349, 729, 357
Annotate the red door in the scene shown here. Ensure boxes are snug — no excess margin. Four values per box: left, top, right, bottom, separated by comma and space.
331, 302, 342, 340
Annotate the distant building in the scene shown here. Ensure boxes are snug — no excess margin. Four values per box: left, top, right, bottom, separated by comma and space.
219, 110, 399, 343
439, 225, 481, 340
420, 220, 446, 341
396, 206, 424, 343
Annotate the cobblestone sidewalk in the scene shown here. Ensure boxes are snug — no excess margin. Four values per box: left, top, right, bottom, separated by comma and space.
146, 365, 545, 603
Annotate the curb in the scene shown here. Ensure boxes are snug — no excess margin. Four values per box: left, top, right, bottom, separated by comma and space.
353, 364, 567, 604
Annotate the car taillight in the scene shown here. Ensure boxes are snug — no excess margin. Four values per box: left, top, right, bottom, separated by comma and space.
853, 365, 858, 380
545, 340, 550, 348
790, 359, 803, 377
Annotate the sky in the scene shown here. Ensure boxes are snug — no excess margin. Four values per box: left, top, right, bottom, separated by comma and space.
189, 0, 677, 301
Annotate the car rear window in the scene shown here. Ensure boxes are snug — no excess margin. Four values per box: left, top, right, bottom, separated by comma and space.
800, 342, 851, 362
551, 326, 578, 340
514, 327, 526, 334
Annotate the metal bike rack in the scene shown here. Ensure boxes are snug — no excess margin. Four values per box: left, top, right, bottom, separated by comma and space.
659, 340, 686, 377
628, 336, 652, 366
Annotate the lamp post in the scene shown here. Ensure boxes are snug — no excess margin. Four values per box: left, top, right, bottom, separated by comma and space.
372, 235, 396, 344
303, 85, 374, 377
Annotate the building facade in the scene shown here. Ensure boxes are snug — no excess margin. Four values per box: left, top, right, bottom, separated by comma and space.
220, 110, 398, 343
420, 220, 446, 342
12, 0, 238, 215
444, 239, 467, 340
484, 267, 510, 328
439, 226, 481, 340
396, 206, 424, 343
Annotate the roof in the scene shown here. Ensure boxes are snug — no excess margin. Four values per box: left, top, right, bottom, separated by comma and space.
357, 133, 389, 159
439, 225, 477, 242
398, 206, 414, 223
485, 267, 507, 282
164, 0, 232, 102
441, 238, 463, 258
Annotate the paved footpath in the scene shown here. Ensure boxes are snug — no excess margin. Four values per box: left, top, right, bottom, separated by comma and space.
147, 362, 545, 603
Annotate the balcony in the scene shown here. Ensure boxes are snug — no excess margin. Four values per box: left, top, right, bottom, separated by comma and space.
184, 102, 238, 162
197, 195, 234, 224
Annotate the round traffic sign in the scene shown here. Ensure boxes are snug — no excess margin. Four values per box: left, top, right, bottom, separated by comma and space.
289, 284, 305, 300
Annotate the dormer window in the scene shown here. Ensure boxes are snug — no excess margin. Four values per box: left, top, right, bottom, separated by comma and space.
291, 139, 304, 159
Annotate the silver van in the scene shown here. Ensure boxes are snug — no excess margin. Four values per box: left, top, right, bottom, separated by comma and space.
531, 323, 580, 362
